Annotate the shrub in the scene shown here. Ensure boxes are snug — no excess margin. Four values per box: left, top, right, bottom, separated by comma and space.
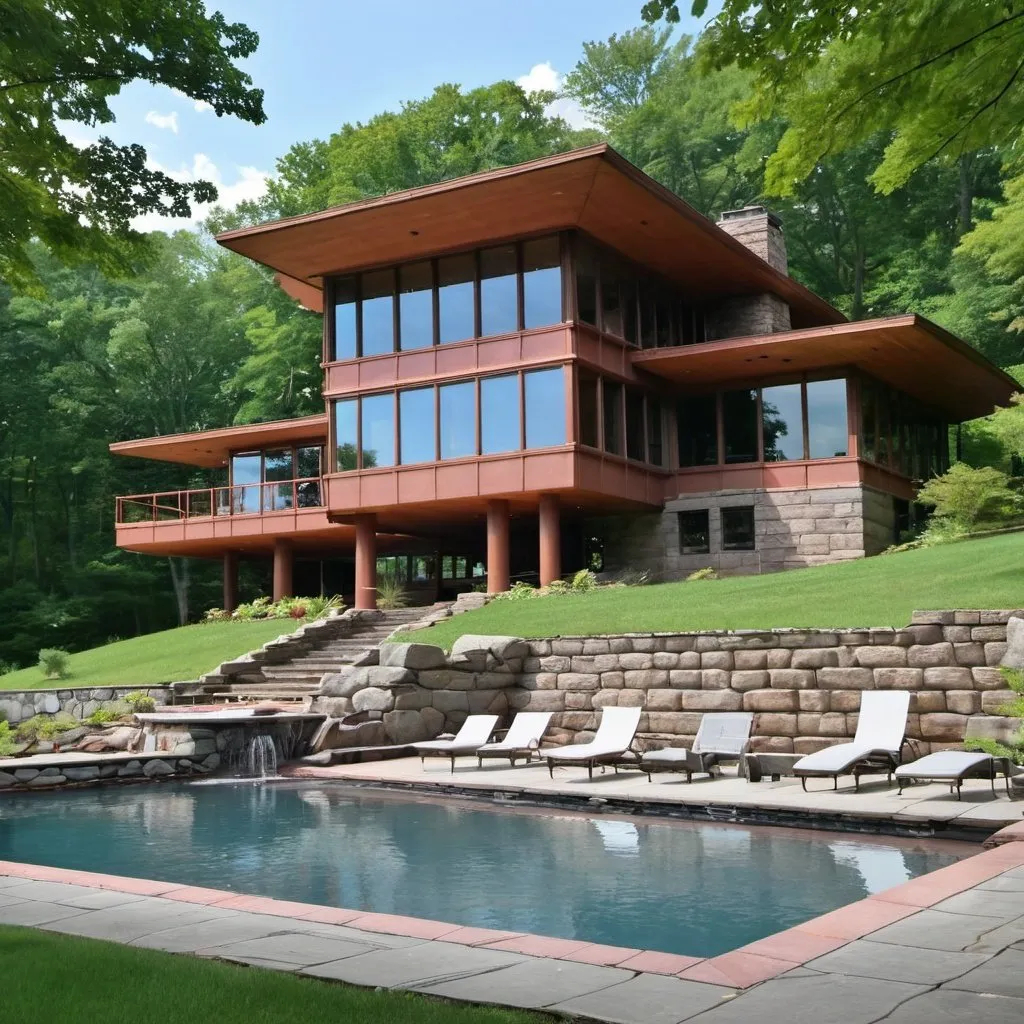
376, 574, 409, 610
570, 569, 597, 593
123, 692, 156, 713
38, 648, 71, 679
495, 580, 538, 601
0, 722, 17, 757
0, 661, 15, 676
965, 668, 1024, 763
543, 579, 571, 595
916, 463, 1019, 532
203, 607, 231, 623
301, 595, 343, 621
613, 567, 650, 587
86, 707, 126, 726
686, 567, 718, 581
16, 713, 79, 742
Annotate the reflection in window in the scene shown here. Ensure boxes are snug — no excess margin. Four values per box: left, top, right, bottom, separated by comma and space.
263, 448, 294, 510
679, 509, 710, 554
333, 276, 357, 360
481, 374, 520, 454
399, 262, 433, 351
295, 447, 322, 506
361, 269, 395, 357
625, 388, 645, 461
677, 395, 718, 467
230, 453, 261, 514
525, 368, 566, 448
860, 383, 876, 463
601, 272, 623, 338
807, 379, 848, 459
522, 236, 562, 329
723, 389, 758, 464
334, 399, 359, 471
579, 371, 599, 448
722, 506, 756, 551
603, 381, 623, 455
647, 398, 663, 466
762, 383, 804, 461
576, 244, 598, 325
361, 393, 395, 468
399, 387, 435, 465
877, 390, 890, 466
439, 381, 475, 460
480, 244, 518, 336
438, 253, 475, 344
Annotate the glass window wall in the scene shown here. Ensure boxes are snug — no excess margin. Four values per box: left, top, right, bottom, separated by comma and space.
333, 277, 357, 361
525, 368, 566, 448
601, 272, 624, 338
677, 395, 718, 467
438, 253, 476, 345
761, 383, 804, 461
230, 453, 261, 515
398, 262, 434, 351
480, 244, 518, 337
296, 446, 322, 506
481, 374, 521, 454
578, 371, 599, 448
263, 448, 294, 510
807, 379, 848, 459
576, 244, 598, 325
361, 269, 395, 357
625, 388, 645, 461
723, 389, 759, 464
647, 398, 664, 466
399, 387, 436, 465
439, 381, 476, 460
603, 381, 623, 455
334, 399, 359, 471
522, 236, 562, 329
361, 393, 395, 467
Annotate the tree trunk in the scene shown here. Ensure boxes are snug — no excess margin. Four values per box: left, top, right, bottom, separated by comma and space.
168, 556, 190, 626
851, 242, 866, 321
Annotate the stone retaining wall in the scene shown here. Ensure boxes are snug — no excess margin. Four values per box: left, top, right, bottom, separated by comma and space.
0, 751, 218, 792
0, 685, 171, 725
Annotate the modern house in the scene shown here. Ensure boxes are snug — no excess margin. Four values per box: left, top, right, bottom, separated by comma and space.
111, 144, 1017, 610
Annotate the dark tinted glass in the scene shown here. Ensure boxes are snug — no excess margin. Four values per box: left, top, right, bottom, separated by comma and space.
399, 262, 433, 351
333, 277, 358, 361
438, 254, 475, 344
603, 380, 623, 455
399, 387, 435, 464
481, 374, 520, 454
601, 272, 623, 337
647, 398, 663, 466
625, 388, 645, 461
762, 383, 804, 461
361, 392, 395, 467
439, 381, 475, 460
579, 371, 599, 448
679, 509, 710, 554
480, 244, 518, 336
361, 269, 395, 357
576, 244, 598, 325
655, 296, 673, 347
263, 448, 294, 510
877, 390, 890, 466
807, 378, 848, 459
522, 236, 562, 329
621, 277, 638, 345
860, 383, 876, 462
723, 389, 758, 464
334, 399, 359, 471
525, 368, 566, 448
890, 395, 903, 473
677, 395, 718, 467
722, 506, 755, 550
296, 446, 321, 479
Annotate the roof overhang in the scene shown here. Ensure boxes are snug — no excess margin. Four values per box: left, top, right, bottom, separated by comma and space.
631, 315, 1017, 422
109, 415, 328, 468
216, 144, 844, 329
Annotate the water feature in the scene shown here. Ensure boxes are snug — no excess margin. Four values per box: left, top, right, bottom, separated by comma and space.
0, 782, 968, 957
241, 733, 278, 778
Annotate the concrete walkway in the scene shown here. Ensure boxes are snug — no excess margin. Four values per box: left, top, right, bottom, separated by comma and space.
2, 840, 1024, 1023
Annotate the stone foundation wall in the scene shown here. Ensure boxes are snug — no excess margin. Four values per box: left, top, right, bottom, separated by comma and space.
0, 752, 217, 792
0, 685, 171, 725
594, 485, 898, 579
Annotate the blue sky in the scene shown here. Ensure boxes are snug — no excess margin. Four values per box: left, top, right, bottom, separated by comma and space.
70, 1, 709, 229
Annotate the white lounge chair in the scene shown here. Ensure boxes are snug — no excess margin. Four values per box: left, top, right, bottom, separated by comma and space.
640, 712, 754, 782
413, 714, 498, 773
894, 750, 1013, 800
476, 712, 553, 767
544, 706, 643, 779
793, 691, 911, 791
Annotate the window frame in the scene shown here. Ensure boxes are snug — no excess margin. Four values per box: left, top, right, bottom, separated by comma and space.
721, 505, 756, 552
678, 509, 710, 555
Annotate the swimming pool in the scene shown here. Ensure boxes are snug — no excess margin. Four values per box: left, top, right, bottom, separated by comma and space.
0, 782, 965, 957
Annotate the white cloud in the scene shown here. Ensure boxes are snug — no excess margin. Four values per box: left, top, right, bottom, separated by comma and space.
131, 153, 270, 233
516, 62, 593, 130
193, 99, 213, 114
144, 110, 180, 133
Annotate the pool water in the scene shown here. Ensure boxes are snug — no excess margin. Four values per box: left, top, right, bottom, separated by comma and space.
0, 782, 964, 957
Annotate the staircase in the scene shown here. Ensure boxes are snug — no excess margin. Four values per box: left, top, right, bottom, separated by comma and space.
187, 607, 432, 704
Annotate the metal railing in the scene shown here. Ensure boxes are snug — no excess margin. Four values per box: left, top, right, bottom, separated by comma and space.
116, 478, 324, 524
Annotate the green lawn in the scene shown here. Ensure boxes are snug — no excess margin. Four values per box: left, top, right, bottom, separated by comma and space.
0, 926, 543, 1024
0, 620, 300, 691
419, 533, 1024, 648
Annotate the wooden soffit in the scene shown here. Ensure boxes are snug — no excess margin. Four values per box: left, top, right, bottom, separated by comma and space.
216, 145, 843, 329
109, 414, 329, 468
631, 315, 1018, 422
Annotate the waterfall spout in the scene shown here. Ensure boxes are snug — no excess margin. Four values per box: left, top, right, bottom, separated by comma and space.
243, 733, 278, 778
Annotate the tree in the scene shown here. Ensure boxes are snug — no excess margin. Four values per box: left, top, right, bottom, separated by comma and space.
643, 1, 1024, 195
0, 0, 265, 287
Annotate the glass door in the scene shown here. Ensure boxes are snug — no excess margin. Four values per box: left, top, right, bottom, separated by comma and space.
263, 448, 295, 511
296, 446, 323, 507
230, 453, 262, 514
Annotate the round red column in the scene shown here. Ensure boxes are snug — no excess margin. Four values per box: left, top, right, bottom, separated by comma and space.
272, 539, 293, 602
222, 550, 239, 613
354, 513, 378, 610
486, 499, 510, 594
538, 493, 561, 586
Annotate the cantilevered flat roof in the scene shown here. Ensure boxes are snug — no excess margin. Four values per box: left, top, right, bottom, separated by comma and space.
109, 414, 328, 467
632, 315, 1017, 422
216, 144, 844, 330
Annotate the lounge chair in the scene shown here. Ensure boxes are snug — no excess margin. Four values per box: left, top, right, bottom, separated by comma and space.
793, 691, 911, 791
894, 750, 1013, 800
639, 712, 753, 782
544, 706, 642, 779
476, 712, 553, 767
413, 714, 499, 773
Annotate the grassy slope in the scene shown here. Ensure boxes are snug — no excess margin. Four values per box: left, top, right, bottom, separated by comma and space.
0, 620, 299, 691
0, 926, 542, 1024
420, 533, 1024, 648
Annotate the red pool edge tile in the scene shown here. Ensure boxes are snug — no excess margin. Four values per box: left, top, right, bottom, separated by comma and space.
739, 927, 847, 963
680, 951, 799, 988
559, 942, 645, 966
617, 950, 703, 974
344, 912, 463, 941
794, 898, 920, 940
482, 934, 593, 958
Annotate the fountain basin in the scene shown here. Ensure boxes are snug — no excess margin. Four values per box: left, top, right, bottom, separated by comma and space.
134, 711, 323, 726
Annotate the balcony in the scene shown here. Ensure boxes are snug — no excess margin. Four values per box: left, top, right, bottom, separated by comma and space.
116, 478, 324, 523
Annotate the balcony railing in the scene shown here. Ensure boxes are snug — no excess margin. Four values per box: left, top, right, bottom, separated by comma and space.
116, 478, 323, 524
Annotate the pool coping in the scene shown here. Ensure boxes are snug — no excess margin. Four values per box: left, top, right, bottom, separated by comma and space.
4, 823, 1024, 991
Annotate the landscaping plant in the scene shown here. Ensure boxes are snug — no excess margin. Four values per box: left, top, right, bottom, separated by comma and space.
966, 667, 1024, 764
0, 721, 17, 757
123, 692, 156, 714
916, 463, 1020, 536
376, 574, 409, 610
38, 648, 71, 680
15, 713, 79, 743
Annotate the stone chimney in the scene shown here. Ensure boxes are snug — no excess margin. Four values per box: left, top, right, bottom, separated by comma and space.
704, 205, 791, 339
717, 206, 788, 276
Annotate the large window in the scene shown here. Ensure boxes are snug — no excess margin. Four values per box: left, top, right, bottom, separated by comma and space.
263, 448, 294, 511
334, 399, 359, 470
438, 253, 475, 344
399, 262, 433, 351
440, 382, 476, 460
722, 506, 755, 551
229, 446, 324, 512
576, 245, 598, 325
333, 277, 357, 361
860, 383, 876, 463
480, 244, 518, 337
481, 374, 520, 454
578, 371, 599, 448
230, 453, 261, 515
625, 388, 645, 462
525, 368, 566, 449
677, 395, 717, 467
722, 389, 758, 464
523, 236, 562, 330
807, 379, 848, 459
762, 383, 804, 461
857, 377, 947, 478
647, 398, 664, 466
399, 387, 436, 464
361, 393, 395, 467
361, 270, 395, 357
603, 381, 623, 455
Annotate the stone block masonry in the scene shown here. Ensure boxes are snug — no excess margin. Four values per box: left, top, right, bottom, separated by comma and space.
0, 685, 170, 725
